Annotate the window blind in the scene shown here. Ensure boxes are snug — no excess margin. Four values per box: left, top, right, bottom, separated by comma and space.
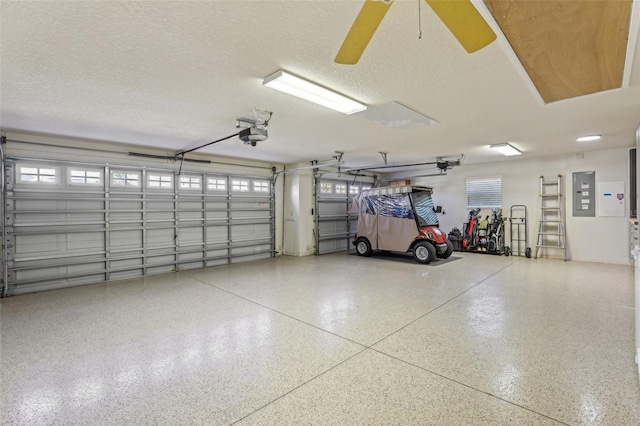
466, 176, 502, 208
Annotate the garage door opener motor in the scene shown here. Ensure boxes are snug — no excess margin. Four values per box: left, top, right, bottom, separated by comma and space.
237, 108, 273, 146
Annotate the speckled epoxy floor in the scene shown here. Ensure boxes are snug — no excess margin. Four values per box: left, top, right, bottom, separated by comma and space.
1, 253, 638, 425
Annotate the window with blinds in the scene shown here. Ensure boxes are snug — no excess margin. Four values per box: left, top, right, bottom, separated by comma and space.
466, 176, 502, 208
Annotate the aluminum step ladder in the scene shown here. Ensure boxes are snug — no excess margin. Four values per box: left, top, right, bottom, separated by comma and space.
535, 175, 566, 260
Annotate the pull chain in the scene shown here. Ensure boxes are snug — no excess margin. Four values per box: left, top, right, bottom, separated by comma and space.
418, 0, 423, 39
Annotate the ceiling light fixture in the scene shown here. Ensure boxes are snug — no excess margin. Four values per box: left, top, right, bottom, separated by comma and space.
576, 135, 601, 142
263, 70, 367, 115
490, 143, 521, 156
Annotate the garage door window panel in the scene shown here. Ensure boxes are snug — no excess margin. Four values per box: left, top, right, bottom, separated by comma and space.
69, 169, 102, 185
112, 171, 140, 187
207, 177, 227, 192
253, 180, 270, 193
180, 176, 201, 190
19, 166, 57, 184
148, 173, 173, 189
231, 179, 250, 192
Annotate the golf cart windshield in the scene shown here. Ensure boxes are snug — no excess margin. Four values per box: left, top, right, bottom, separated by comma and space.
411, 190, 439, 227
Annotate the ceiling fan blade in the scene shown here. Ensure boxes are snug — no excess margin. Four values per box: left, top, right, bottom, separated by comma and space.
335, 0, 394, 65
425, 0, 496, 53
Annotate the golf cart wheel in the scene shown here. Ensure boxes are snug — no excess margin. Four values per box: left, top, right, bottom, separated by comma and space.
355, 238, 372, 257
504, 246, 511, 257
437, 240, 453, 259
525, 247, 531, 258
413, 241, 436, 264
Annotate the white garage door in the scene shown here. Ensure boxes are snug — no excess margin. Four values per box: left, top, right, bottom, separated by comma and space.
2, 158, 275, 295
315, 177, 373, 255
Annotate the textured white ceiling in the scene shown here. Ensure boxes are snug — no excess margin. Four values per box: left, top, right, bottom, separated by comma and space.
1, 0, 639, 168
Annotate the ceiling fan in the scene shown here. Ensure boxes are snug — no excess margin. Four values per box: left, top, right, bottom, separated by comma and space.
335, 0, 497, 65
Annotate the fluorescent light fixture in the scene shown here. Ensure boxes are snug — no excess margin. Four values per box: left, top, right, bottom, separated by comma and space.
576, 135, 601, 142
263, 70, 366, 115
490, 143, 521, 156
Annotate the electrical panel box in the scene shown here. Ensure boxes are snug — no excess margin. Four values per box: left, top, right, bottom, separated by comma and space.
572, 171, 595, 217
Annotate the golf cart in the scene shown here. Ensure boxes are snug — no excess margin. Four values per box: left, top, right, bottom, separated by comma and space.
351, 185, 452, 264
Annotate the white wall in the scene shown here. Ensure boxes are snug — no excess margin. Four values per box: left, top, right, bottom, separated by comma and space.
282, 163, 315, 256
414, 147, 632, 265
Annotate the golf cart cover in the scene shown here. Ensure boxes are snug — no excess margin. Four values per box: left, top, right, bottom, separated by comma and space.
354, 188, 421, 252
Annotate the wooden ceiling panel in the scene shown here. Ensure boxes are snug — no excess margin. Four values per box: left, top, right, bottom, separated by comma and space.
484, 0, 632, 103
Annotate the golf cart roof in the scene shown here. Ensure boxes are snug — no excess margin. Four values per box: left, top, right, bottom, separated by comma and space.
361, 185, 433, 197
